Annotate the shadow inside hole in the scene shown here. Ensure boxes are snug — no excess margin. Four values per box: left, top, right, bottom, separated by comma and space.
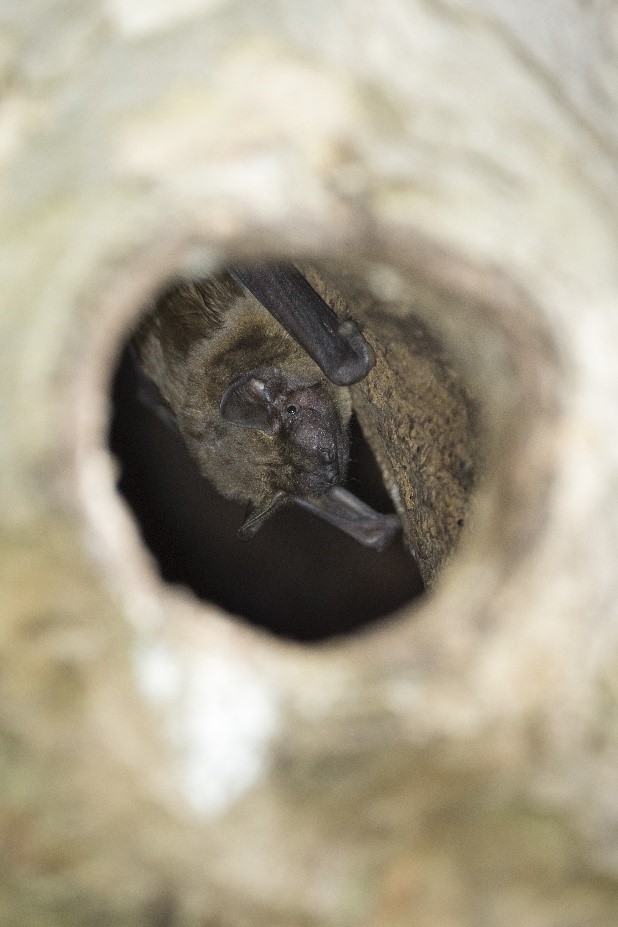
109, 346, 423, 642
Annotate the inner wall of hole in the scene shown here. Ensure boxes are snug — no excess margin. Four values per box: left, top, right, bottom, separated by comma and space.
109, 338, 423, 641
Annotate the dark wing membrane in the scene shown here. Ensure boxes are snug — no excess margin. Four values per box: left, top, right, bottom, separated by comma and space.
294, 486, 400, 551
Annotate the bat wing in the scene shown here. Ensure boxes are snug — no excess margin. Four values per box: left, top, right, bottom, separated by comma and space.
239, 492, 288, 538
230, 264, 375, 386
293, 486, 400, 552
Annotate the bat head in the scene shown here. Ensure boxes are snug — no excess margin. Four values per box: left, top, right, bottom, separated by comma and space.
220, 366, 350, 511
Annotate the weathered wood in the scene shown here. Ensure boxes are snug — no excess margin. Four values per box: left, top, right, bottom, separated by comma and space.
1, 1, 617, 925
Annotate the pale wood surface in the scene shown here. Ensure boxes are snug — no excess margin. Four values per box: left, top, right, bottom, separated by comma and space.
1, 1, 617, 924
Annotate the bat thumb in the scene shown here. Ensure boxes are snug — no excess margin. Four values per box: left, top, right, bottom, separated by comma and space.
238, 492, 288, 538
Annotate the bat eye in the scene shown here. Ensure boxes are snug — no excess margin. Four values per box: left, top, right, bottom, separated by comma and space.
285, 404, 298, 415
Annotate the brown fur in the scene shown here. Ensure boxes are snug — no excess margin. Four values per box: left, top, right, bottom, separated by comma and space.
133, 272, 353, 511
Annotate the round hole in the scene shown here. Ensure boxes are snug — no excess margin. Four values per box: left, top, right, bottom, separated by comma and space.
110, 346, 424, 641
104, 255, 483, 641
78, 246, 499, 644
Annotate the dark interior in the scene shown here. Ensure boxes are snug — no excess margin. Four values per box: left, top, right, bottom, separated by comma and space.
109, 344, 423, 642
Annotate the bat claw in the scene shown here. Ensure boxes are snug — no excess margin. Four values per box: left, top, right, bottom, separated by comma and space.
331, 322, 375, 386
231, 264, 375, 386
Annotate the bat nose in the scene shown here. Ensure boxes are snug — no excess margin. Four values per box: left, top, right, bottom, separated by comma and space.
321, 449, 341, 486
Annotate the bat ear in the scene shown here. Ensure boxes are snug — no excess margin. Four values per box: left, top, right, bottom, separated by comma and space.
130, 344, 180, 433
239, 492, 288, 538
220, 371, 279, 432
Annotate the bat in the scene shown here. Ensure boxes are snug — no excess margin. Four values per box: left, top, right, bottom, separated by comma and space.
132, 264, 400, 551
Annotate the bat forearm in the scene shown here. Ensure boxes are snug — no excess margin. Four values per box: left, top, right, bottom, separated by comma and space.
230, 264, 375, 386
293, 486, 400, 552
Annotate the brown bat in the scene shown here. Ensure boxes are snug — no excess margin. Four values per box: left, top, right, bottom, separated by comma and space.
132, 264, 400, 550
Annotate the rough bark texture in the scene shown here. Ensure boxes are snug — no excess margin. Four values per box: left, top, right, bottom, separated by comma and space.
1, 1, 618, 926
303, 264, 479, 586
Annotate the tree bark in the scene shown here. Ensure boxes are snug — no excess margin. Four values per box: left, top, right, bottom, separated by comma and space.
1, 1, 617, 925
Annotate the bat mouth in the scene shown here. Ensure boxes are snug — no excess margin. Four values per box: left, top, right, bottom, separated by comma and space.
318, 468, 340, 492
296, 464, 340, 497
298, 431, 348, 493
324, 465, 340, 486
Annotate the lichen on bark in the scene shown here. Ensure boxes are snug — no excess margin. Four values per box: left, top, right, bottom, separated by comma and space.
1, 0, 618, 925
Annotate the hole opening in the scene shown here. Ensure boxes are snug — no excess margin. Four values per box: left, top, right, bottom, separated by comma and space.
107, 256, 477, 642
110, 345, 423, 642
73, 230, 562, 660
